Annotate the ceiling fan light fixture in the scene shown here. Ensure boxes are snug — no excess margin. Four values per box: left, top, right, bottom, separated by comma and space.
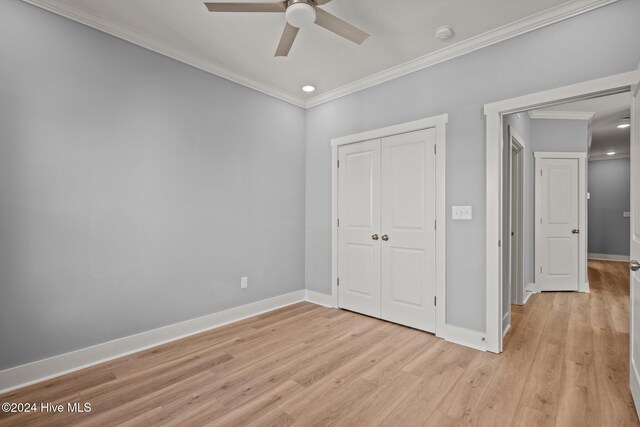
302, 85, 316, 92
286, 2, 316, 28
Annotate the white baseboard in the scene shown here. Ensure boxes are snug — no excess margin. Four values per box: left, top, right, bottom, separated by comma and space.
523, 290, 534, 304
525, 282, 539, 293
580, 281, 590, 293
588, 253, 630, 261
0, 289, 305, 394
438, 324, 487, 352
304, 290, 336, 308
503, 323, 512, 338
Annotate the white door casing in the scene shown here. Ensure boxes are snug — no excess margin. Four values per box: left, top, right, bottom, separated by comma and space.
380, 129, 437, 332
337, 139, 382, 318
485, 71, 640, 353
332, 115, 460, 347
629, 80, 640, 416
535, 154, 581, 291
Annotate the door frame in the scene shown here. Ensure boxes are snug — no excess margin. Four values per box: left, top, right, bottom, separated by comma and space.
533, 152, 588, 293
331, 114, 449, 339
630, 79, 640, 417
507, 128, 525, 315
484, 70, 640, 353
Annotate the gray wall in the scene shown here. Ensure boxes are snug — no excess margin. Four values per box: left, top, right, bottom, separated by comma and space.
305, 0, 640, 332
0, 0, 305, 370
531, 120, 590, 152
588, 158, 631, 257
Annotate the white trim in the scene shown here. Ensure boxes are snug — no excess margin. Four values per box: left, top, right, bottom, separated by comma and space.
331, 114, 456, 343
484, 70, 640, 353
508, 127, 526, 308
503, 323, 512, 338
632, 359, 640, 419
533, 152, 588, 293
588, 253, 631, 261
440, 325, 487, 352
305, 0, 618, 108
528, 110, 595, 120
523, 289, 534, 304
0, 290, 305, 394
21, 0, 618, 109
526, 283, 539, 294
330, 115, 449, 147
19, 0, 306, 108
533, 152, 588, 159
304, 290, 336, 308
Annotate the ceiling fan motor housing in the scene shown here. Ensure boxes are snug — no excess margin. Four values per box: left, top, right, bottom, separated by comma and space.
286, 0, 317, 28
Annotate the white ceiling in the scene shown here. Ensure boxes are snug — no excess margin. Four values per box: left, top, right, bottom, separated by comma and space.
537, 92, 631, 160
24, 0, 617, 107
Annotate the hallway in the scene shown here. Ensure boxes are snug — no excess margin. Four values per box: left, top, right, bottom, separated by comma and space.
507, 260, 638, 425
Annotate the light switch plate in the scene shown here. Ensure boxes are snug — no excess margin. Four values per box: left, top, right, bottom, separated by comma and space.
624, 212, 631, 218
241, 276, 248, 289
452, 206, 472, 220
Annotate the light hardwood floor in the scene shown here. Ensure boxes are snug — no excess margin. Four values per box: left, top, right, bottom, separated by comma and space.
1, 260, 638, 426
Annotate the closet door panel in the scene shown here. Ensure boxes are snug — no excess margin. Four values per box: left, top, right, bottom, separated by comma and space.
381, 129, 436, 332
337, 139, 381, 317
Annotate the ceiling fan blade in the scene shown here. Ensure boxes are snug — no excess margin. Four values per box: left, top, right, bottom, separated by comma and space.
204, 2, 286, 13
314, 0, 333, 4
275, 22, 299, 57
314, 8, 369, 44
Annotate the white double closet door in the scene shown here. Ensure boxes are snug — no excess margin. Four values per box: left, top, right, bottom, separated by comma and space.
337, 129, 436, 332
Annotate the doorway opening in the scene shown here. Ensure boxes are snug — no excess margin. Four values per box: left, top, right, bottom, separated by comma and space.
484, 70, 639, 353
501, 91, 631, 340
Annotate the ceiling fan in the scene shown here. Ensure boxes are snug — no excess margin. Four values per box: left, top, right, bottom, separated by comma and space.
204, 0, 369, 57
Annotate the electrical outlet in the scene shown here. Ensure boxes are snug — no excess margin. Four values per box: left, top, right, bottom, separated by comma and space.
452, 206, 472, 220
241, 276, 248, 289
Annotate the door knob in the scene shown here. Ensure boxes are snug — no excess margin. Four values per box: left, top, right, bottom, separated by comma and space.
372, 234, 379, 240
572, 229, 580, 234
381, 235, 389, 241
631, 260, 640, 272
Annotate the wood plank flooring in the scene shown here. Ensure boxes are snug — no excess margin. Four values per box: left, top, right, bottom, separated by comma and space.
0, 260, 638, 426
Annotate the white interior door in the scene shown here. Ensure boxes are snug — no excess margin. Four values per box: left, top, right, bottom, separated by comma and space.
337, 139, 381, 318
629, 82, 640, 415
380, 129, 436, 332
535, 156, 579, 291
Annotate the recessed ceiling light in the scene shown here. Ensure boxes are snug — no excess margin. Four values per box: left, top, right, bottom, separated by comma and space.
302, 85, 316, 93
607, 151, 616, 156
618, 117, 630, 129
434, 25, 454, 41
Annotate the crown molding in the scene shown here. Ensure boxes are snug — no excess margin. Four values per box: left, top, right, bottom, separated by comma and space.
21, 0, 618, 110
528, 110, 596, 120
304, 0, 618, 108
20, 0, 307, 108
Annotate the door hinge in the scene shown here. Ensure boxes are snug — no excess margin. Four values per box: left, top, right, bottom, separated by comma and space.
337, 218, 340, 227
498, 240, 501, 247
434, 220, 437, 230
434, 296, 437, 306
540, 267, 542, 274
337, 159, 340, 168
434, 144, 437, 155
337, 278, 340, 287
